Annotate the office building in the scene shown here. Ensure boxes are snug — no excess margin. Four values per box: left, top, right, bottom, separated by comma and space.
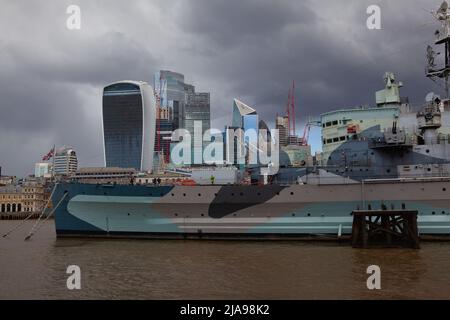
276, 116, 289, 146
54, 147, 78, 176
154, 70, 211, 165
185, 92, 211, 164
232, 99, 259, 164
70, 167, 136, 185
0, 181, 46, 214
154, 70, 187, 130
102, 80, 156, 171
34, 162, 52, 178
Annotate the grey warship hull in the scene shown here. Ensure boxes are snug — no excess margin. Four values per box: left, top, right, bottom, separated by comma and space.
53, 178, 450, 239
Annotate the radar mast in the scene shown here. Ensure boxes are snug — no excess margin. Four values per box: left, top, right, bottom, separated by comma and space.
427, 1, 450, 98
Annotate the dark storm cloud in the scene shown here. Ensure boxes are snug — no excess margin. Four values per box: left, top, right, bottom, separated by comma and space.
0, 1, 160, 176
179, 0, 316, 47
177, 0, 438, 126
13, 32, 158, 86
0, 0, 444, 176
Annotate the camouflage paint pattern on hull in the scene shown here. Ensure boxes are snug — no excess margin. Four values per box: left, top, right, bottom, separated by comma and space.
52, 180, 450, 238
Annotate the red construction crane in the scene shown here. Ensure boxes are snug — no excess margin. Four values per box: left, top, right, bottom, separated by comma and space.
301, 123, 311, 146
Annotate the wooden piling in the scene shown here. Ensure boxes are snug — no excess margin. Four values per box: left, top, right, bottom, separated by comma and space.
351, 209, 420, 249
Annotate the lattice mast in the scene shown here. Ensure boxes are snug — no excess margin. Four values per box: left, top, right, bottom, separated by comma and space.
427, 1, 450, 98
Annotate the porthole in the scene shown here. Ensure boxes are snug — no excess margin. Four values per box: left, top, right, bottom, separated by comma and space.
292, 213, 296, 217
201, 214, 204, 217
257, 192, 261, 196
174, 213, 178, 216
183, 193, 186, 196
307, 213, 311, 217
432, 211, 436, 215
426, 149, 430, 153
171, 193, 174, 196
198, 193, 201, 197
290, 192, 294, 195
231, 193, 235, 196
443, 188, 447, 192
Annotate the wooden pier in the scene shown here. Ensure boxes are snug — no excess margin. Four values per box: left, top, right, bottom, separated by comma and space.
351, 209, 420, 249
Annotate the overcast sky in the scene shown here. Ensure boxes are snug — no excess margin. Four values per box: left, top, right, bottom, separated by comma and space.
0, 0, 445, 176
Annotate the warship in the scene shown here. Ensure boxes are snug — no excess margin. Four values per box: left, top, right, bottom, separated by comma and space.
53, 2, 450, 239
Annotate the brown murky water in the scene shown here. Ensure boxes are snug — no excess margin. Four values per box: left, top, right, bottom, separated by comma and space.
0, 220, 449, 299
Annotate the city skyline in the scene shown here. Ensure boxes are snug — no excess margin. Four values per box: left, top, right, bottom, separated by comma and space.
0, 0, 442, 176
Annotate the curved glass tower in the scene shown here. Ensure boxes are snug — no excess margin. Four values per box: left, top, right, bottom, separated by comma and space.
102, 81, 156, 171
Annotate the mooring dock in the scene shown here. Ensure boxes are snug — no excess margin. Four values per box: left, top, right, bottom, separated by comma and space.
351, 209, 420, 249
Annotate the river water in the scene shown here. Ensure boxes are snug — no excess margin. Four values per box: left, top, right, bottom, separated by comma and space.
0, 220, 449, 299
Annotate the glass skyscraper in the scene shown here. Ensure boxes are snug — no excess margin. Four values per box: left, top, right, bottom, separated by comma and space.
153, 70, 187, 130
230, 99, 260, 167
102, 81, 156, 171
154, 70, 211, 165
232, 98, 258, 147
185, 92, 211, 164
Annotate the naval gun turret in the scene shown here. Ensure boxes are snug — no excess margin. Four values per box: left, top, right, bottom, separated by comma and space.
383, 121, 407, 145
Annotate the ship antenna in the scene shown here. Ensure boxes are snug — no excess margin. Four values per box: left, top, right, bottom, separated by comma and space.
427, 1, 450, 99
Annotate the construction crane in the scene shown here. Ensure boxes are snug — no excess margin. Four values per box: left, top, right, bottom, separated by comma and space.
301, 123, 310, 146
300, 120, 321, 146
